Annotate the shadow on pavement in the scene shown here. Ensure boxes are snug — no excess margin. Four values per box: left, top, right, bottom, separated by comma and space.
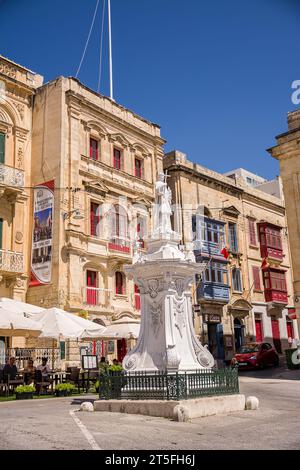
239, 365, 300, 381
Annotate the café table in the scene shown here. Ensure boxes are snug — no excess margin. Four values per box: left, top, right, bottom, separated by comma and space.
48, 371, 71, 393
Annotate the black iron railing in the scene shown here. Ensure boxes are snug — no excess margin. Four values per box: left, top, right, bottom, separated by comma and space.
98, 367, 239, 401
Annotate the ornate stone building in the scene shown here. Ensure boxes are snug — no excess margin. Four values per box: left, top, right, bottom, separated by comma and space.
164, 150, 298, 362
268, 109, 300, 333
26, 76, 164, 360
0, 56, 43, 303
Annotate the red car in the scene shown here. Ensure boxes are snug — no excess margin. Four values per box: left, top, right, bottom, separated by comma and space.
231, 342, 279, 370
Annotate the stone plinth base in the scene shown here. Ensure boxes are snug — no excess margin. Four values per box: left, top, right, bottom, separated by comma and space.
94, 394, 246, 422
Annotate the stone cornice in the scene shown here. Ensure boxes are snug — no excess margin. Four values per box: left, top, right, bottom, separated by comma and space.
166, 163, 285, 213
66, 90, 166, 147
0, 72, 37, 97
165, 164, 243, 197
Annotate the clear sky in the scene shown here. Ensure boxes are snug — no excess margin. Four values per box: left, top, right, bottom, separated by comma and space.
0, 0, 299, 179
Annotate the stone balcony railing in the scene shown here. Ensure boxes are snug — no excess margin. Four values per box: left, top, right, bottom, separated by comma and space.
0, 163, 25, 188
0, 249, 24, 274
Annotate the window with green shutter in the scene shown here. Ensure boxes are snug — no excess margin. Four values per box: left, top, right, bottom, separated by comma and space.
0, 133, 5, 164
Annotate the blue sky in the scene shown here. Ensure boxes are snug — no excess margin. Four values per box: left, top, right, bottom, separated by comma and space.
0, 0, 299, 179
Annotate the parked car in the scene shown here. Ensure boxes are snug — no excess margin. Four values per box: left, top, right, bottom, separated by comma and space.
231, 342, 279, 370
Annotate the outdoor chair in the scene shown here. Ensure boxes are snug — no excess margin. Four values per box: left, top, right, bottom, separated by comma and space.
0, 369, 9, 397
67, 367, 81, 393
2, 372, 24, 394
34, 370, 51, 395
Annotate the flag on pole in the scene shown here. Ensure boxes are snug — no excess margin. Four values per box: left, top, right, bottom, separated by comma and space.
220, 246, 229, 259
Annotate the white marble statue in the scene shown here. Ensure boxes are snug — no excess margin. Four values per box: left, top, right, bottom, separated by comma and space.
123, 175, 215, 373
152, 172, 173, 237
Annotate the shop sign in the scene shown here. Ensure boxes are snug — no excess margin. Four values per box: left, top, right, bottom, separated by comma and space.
207, 314, 221, 323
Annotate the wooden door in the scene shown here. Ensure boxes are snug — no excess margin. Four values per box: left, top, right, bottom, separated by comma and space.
271, 318, 282, 353
255, 319, 263, 343
86, 270, 97, 305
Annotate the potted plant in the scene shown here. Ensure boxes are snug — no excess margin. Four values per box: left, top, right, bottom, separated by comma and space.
55, 383, 76, 397
94, 380, 100, 393
15, 384, 36, 400
107, 365, 126, 398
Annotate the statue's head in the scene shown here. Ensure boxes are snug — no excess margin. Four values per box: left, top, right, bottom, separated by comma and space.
158, 172, 165, 182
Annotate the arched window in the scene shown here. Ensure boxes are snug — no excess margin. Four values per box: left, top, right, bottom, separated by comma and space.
115, 271, 125, 295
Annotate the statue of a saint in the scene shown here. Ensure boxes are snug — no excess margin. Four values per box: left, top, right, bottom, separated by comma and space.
152, 172, 173, 237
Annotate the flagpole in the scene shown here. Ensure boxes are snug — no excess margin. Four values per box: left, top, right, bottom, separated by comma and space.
108, 0, 114, 101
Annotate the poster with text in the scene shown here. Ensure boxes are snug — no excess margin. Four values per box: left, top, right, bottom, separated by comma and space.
29, 180, 54, 286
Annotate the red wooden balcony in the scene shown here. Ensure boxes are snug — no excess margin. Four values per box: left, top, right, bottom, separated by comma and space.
262, 267, 288, 304
258, 222, 283, 262
264, 289, 288, 304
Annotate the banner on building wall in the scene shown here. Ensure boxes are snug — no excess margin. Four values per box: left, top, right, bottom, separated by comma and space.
29, 180, 54, 287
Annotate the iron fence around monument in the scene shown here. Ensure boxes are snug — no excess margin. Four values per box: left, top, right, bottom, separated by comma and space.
98, 367, 239, 401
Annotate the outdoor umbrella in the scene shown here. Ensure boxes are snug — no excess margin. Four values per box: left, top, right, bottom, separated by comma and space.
98, 317, 140, 340
0, 307, 41, 337
30, 307, 106, 340
0, 297, 44, 314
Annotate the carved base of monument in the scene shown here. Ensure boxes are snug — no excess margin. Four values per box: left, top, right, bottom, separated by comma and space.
124, 238, 214, 373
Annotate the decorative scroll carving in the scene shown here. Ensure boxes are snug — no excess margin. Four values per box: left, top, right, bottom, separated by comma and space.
15, 103, 25, 121
149, 300, 162, 337
123, 354, 138, 371
144, 278, 164, 298
0, 163, 24, 187
17, 147, 23, 168
0, 249, 24, 273
0, 63, 17, 79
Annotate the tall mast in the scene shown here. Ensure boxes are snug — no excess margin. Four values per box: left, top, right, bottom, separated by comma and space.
108, 0, 114, 100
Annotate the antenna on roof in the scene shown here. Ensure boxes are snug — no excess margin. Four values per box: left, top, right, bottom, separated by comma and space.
108, 0, 114, 101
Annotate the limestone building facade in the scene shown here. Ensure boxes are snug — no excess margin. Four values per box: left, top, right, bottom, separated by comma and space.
0, 56, 43, 302
268, 109, 300, 333
25, 76, 164, 360
164, 150, 298, 362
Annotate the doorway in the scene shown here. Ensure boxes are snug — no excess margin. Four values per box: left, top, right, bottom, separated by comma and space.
117, 338, 127, 363
271, 317, 282, 353
255, 318, 263, 343
207, 323, 225, 360
234, 318, 244, 352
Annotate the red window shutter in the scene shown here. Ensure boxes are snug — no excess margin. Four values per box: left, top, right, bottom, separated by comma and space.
90, 202, 100, 236
252, 266, 261, 290
248, 219, 257, 246
90, 202, 100, 237
114, 148, 121, 170
135, 159, 142, 178
86, 270, 97, 305
90, 138, 98, 160
116, 271, 124, 295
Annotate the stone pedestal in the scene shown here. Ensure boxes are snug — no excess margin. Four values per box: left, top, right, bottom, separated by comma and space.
123, 236, 214, 372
